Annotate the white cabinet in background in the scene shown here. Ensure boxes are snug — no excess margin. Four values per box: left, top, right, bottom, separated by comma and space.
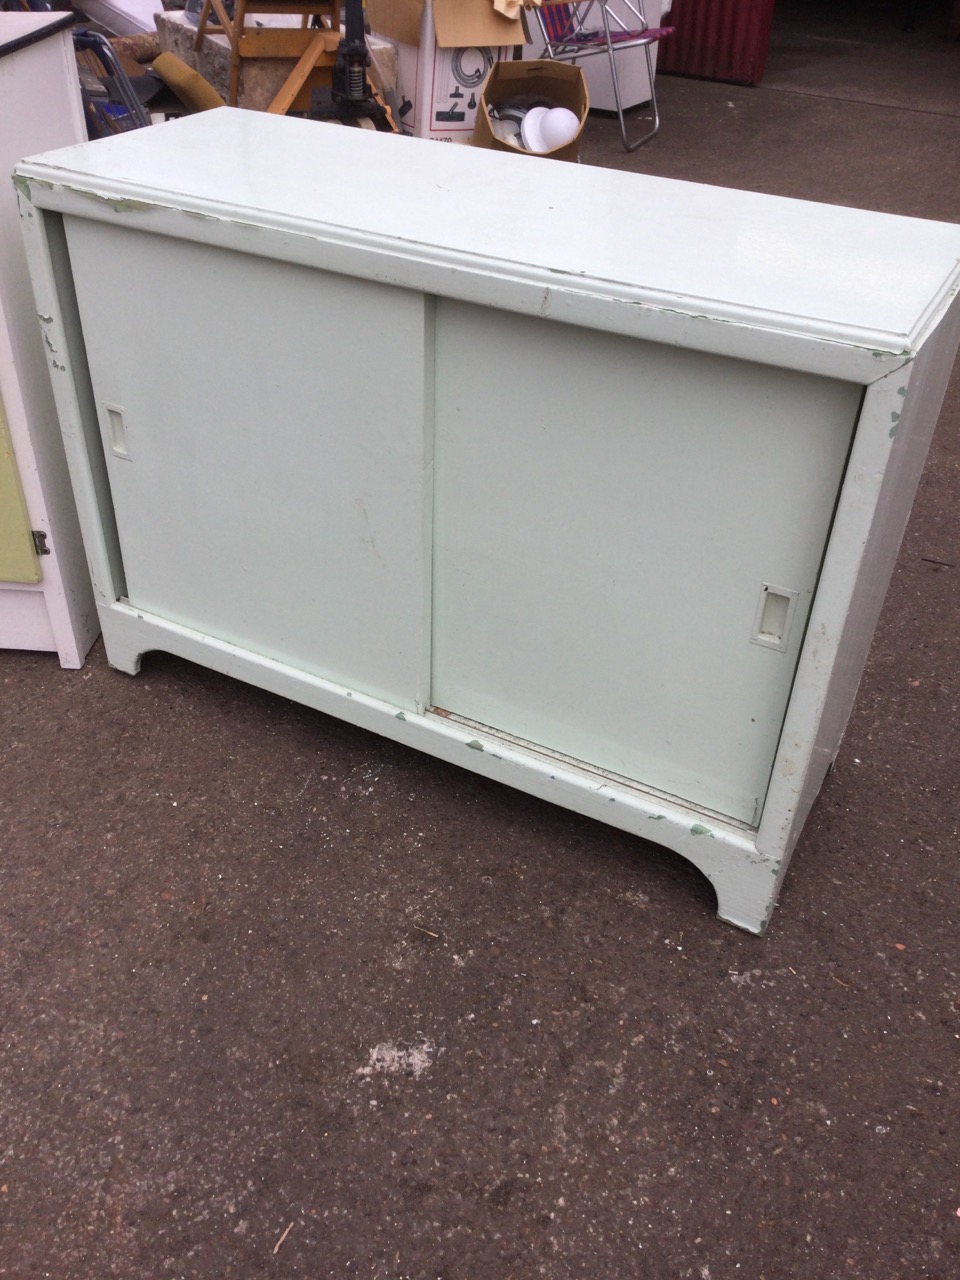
1, 12, 98, 667
16, 110, 960, 930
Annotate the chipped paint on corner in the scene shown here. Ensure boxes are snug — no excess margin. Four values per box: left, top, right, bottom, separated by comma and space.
690, 823, 714, 838
395, 711, 406, 721
109, 197, 154, 214
648, 814, 667, 821
465, 739, 484, 752
69, 187, 154, 214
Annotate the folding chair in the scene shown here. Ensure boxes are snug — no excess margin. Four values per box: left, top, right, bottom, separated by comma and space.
529, 1, 674, 151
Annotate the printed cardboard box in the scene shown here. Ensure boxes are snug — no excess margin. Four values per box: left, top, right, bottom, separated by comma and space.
367, 0, 526, 143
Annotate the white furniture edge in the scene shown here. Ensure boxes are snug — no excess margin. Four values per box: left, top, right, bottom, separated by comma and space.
1, 13, 99, 667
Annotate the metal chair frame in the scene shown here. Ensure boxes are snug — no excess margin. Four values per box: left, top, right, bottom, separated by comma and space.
530, 0, 674, 151
73, 28, 152, 139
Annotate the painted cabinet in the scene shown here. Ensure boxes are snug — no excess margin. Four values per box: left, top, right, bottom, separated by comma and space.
0, 12, 98, 666
15, 110, 960, 930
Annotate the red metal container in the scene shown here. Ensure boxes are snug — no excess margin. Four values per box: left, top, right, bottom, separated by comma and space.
657, 0, 777, 86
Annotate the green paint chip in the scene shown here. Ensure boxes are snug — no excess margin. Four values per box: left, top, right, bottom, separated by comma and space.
648, 814, 666, 821
110, 198, 153, 213
465, 739, 484, 752
690, 824, 714, 838
395, 711, 406, 721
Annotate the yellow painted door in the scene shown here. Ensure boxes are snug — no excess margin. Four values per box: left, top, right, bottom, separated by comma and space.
0, 389, 40, 583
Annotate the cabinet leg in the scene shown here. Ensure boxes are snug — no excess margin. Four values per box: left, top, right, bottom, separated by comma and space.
708, 857, 786, 936
100, 616, 144, 675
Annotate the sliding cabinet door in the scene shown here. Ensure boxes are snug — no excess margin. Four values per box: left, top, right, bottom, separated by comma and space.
432, 301, 860, 824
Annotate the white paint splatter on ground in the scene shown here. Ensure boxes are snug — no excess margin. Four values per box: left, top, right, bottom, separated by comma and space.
355, 1040, 435, 1079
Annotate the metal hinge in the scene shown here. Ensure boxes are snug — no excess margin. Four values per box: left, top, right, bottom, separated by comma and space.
32, 530, 51, 557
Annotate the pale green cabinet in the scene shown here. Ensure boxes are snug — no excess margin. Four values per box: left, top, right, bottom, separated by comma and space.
16, 110, 960, 929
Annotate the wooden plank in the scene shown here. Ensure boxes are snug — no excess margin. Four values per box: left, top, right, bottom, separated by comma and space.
237, 28, 340, 59
266, 30, 332, 113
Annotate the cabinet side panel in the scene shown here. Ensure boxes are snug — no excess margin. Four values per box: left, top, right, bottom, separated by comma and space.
765, 295, 960, 852
25, 211, 128, 611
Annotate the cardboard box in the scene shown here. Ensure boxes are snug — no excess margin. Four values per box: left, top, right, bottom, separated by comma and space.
471, 59, 589, 162
366, 0, 526, 143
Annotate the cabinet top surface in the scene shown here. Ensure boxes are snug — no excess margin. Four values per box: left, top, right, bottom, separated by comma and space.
0, 11, 74, 59
17, 109, 960, 357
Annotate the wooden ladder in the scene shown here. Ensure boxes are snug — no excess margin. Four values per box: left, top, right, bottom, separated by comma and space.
193, 0, 342, 112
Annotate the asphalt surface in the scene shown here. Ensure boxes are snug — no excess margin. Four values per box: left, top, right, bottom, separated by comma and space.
2, 2, 959, 1277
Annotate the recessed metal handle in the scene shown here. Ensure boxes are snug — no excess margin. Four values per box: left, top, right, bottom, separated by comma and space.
751, 583, 798, 652
105, 403, 131, 459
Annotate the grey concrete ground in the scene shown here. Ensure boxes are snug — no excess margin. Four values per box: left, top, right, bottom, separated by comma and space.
2, 2, 959, 1277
